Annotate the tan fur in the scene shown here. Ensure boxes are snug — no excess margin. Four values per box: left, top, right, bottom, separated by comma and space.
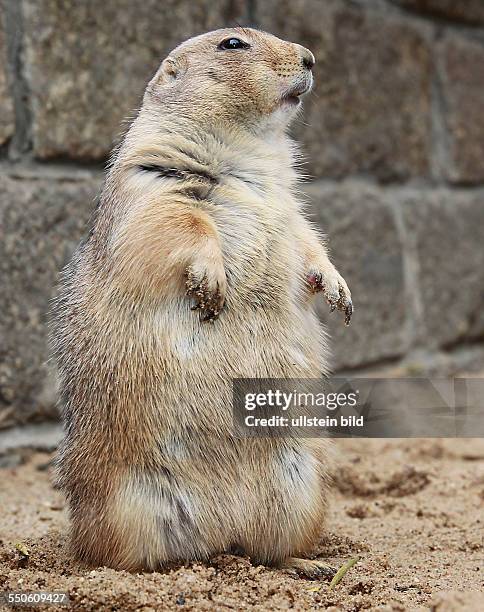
50, 27, 352, 572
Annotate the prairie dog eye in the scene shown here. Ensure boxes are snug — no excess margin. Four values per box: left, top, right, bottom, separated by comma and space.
217, 38, 250, 51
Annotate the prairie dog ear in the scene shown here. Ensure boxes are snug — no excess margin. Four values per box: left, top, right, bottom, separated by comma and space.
149, 56, 184, 91
160, 57, 179, 82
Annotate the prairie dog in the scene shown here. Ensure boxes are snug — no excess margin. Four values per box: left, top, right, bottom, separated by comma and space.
51, 27, 352, 575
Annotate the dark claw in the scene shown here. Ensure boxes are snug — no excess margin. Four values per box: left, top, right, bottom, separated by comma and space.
186, 271, 223, 322
344, 301, 353, 326
337, 283, 353, 326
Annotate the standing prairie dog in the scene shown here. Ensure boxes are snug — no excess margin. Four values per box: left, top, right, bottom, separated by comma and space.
51, 27, 352, 575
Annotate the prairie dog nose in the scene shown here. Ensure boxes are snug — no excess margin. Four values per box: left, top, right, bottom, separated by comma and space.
298, 46, 315, 70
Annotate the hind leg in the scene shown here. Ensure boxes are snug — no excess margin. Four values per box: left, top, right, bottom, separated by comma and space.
69, 469, 231, 571
238, 442, 332, 569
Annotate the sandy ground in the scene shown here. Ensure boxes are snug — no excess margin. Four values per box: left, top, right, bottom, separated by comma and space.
0, 439, 483, 611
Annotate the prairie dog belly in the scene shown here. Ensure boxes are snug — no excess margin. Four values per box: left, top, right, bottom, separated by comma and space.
167, 304, 324, 375
160, 254, 325, 381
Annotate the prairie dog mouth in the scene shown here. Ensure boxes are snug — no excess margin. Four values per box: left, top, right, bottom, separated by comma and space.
281, 77, 313, 106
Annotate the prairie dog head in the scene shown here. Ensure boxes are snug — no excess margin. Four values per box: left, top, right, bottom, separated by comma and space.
144, 28, 315, 134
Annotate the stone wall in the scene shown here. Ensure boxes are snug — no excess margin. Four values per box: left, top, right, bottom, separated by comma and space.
1, 0, 483, 428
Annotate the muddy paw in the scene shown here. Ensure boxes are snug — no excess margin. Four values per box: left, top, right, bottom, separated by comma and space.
283, 557, 337, 580
307, 269, 353, 326
185, 266, 226, 322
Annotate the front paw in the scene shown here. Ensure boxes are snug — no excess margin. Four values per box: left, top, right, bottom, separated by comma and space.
307, 268, 353, 326
185, 261, 227, 322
